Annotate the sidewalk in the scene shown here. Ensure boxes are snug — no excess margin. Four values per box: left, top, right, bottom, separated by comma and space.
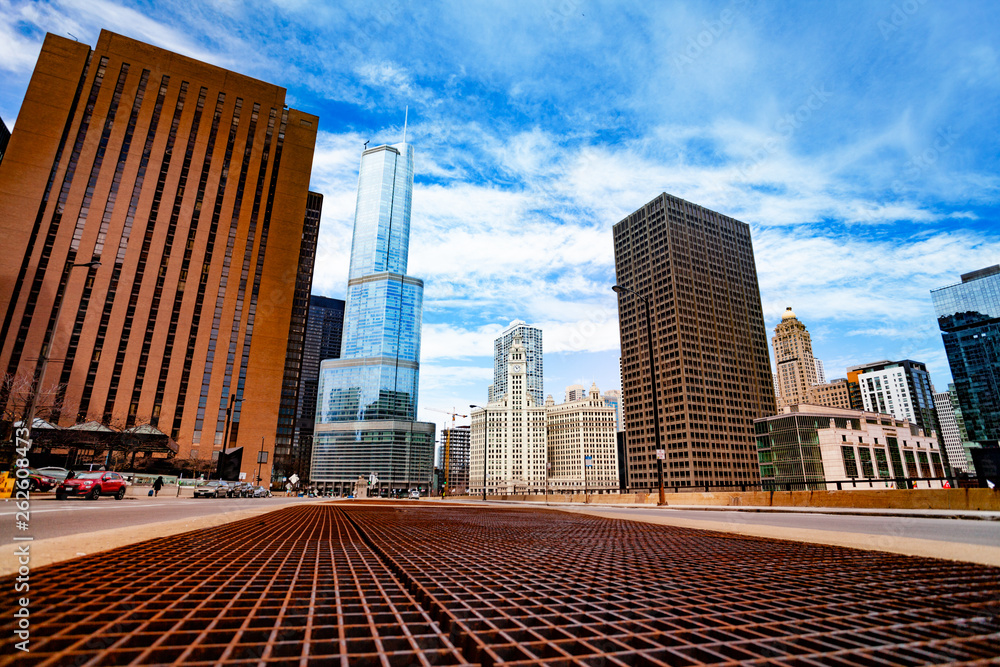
604, 503, 1000, 521
445, 497, 1000, 520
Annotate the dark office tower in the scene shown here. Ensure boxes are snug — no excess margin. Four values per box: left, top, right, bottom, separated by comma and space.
612, 193, 774, 490
0, 31, 318, 482
932, 265, 1000, 444
289, 294, 345, 482
272, 193, 323, 484
0, 115, 10, 166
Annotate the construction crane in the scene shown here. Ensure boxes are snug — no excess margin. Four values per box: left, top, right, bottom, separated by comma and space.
427, 407, 469, 497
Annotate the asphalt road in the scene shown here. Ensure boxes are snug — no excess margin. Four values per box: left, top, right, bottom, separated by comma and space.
0, 494, 316, 544
563, 505, 1000, 547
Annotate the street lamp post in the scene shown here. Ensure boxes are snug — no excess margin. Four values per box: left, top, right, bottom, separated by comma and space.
613, 284, 666, 506
22, 259, 101, 443
470, 404, 487, 501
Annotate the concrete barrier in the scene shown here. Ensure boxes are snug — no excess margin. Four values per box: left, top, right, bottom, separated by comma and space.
126, 483, 195, 499
458, 488, 1000, 511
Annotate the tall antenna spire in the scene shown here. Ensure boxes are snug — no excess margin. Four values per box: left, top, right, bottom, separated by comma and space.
402, 105, 408, 144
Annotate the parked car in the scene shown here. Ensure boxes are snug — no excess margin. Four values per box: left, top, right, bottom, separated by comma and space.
56, 471, 127, 500
37, 466, 71, 482
251, 485, 270, 498
232, 482, 254, 498
14, 467, 62, 492
409, 489, 421, 500
193, 480, 230, 498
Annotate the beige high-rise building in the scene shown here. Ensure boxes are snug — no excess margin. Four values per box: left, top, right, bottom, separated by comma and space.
470, 333, 548, 495
772, 307, 818, 408
564, 384, 586, 402
546, 383, 619, 493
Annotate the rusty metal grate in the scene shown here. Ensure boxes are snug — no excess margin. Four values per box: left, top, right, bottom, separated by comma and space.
3, 504, 470, 666
345, 505, 1000, 667
2, 503, 998, 666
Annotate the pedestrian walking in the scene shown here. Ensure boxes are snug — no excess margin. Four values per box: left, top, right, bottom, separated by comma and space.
153, 476, 164, 497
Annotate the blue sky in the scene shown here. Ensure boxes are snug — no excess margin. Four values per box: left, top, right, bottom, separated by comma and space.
2, 0, 999, 431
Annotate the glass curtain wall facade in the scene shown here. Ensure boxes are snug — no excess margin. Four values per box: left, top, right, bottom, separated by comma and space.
754, 414, 829, 490
311, 142, 434, 493
931, 266, 1000, 444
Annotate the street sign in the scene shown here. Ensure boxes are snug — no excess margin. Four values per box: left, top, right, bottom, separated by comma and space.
289, 474, 299, 485
656, 449, 665, 460
238, 472, 246, 480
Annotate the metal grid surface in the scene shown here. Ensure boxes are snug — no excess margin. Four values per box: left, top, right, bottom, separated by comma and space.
2, 503, 997, 666
346, 505, 1000, 667
2, 505, 469, 666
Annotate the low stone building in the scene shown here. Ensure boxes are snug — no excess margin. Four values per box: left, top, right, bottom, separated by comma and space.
754, 404, 947, 490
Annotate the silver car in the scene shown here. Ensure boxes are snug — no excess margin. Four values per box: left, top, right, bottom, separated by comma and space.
193, 480, 229, 498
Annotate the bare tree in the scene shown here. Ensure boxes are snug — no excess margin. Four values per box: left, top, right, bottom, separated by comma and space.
1, 371, 66, 442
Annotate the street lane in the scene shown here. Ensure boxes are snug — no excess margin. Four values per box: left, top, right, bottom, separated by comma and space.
0, 494, 320, 544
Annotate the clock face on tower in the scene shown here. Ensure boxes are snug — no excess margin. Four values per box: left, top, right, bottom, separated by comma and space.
513, 364, 522, 373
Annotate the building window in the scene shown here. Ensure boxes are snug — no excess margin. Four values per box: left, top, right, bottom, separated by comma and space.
841, 446, 858, 478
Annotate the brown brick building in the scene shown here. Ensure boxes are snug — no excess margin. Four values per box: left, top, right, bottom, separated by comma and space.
613, 193, 775, 490
0, 31, 318, 482
804, 378, 853, 410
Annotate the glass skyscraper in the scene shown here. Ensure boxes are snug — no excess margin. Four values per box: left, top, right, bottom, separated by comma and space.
492, 320, 544, 406
931, 265, 1000, 444
311, 141, 434, 494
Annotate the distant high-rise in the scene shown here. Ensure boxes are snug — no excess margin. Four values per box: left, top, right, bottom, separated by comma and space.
311, 138, 434, 494
492, 320, 543, 406
613, 193, 774, 490
772, 307, 819, 407
814, 358, 826, 385
283, 294, 344, 483
0, 31, 318, 482
931, 265, 1000, 444
847, 360, 940, 440
440, 424, 471, 495
565, 384, 586, 402
934, 389, 972, 473
602, 389, 623, 432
